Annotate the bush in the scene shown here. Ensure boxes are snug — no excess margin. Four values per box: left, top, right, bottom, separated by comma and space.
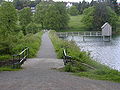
12, 31, 43, 57
26, 23, 40, 34
68, 6, 79, 16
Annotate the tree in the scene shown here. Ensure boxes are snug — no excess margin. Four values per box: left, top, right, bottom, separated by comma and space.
13, 0, 24, 10
109, 0, 120, 14
26, 22, 38, 34
90, 0, 97, 6
44, 2, 69, 30
0, 2, 17, 54
94, 3, 118, 30
34, 2, 49, 28
68, 5, 79, 16
19, 7, 32, 34
13, 0, 31, 10
35, 2, 69, 30
78, 0, 90, 14
82, 6, 95, 30
82, 3, 118, 31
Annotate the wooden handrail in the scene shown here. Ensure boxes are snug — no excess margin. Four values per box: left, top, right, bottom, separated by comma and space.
12, 47, 29, 68
63, 49, 96, 70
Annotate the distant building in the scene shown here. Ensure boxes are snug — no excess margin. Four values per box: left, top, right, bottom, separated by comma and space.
31, 7, 36, 14
96, 0, 106, 2
66, 2, 73, 8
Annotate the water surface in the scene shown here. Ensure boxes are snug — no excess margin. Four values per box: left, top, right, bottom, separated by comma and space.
66, 35, 120, 71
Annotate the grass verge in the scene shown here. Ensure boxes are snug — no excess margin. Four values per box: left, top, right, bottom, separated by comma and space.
49, 30, 120, 83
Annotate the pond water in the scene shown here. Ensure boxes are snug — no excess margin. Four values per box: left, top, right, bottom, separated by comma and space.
65, 35, 120, 71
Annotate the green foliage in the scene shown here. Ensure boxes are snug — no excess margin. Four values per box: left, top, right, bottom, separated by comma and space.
35, 2, 69, 30
0, 67, 20, 71
0, 2, 17, 33
26, 23, 39, 34
75, 68, 120, 82
68, 6, 79, 16
0, 2, 18, 54
82, 6, 95, 30
19, 7, 32, 34
13, 0, 31, 10
12, 31, 43, 57
82, 4, 118, 31
35, 2, 48, 28
64, 63, 73, 72
49, 30, 120, 82
77, 1, 90, 14
0, 55, 11, 61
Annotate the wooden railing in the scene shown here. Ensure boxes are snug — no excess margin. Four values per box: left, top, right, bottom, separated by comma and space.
63, 49, 96, 70
12, 47, 29, 68
0, 47, 29, 68
57, 31, 102, 38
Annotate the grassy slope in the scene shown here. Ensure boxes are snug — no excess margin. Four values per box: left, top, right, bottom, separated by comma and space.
49, 30, 120, 83
68, 15, 85, 30
58, 15, 86, 32
60, 15, 120, 32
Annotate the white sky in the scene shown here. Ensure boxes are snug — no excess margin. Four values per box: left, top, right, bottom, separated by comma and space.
54, 0, 120, 3
4, 0, 120, 3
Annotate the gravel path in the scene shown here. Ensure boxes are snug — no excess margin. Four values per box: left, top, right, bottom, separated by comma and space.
0, 58, 120, 90
37, 32, 57, 58
0, 32, 120, 90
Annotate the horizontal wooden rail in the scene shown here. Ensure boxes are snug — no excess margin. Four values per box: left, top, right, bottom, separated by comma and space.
63, 49, 96, 70
12, 47, 29, 68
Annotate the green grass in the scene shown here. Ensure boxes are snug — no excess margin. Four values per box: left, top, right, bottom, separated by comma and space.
59, 15, 120, 32
49, 30, 120, 83
0, 67, 21, 71
68, 15, 85, 30
0, 55, 12, 61
57, 15, 87, 32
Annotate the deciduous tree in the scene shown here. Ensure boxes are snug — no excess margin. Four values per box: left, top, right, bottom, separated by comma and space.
19, 7, 32, 34
68, 5, 79, 16
0, 2, 17, 54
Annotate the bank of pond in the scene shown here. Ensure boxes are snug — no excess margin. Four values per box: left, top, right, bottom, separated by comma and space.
49, 30, 120, 83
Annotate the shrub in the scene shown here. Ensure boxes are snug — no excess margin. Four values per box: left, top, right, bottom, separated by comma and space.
26, 23, 39, 34
12, 31, 43, 57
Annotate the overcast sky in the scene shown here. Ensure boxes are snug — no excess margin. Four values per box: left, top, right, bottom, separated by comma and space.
53, 0, 120, 2
5, 0, 120, 3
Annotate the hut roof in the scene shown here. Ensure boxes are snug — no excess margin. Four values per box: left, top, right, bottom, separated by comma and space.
101, 22, 111, 29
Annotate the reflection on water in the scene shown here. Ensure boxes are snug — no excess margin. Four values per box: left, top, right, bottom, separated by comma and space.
66, 36, 120, 71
